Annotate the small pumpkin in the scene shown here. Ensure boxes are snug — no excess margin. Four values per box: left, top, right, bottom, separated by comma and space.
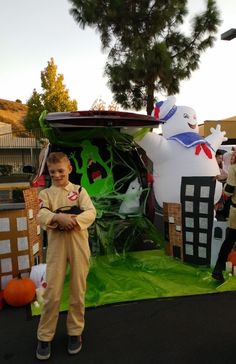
3, 274, 36, 307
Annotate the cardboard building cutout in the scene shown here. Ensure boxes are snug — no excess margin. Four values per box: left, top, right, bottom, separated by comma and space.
133, 96, 227, 207
180, 176, 216, 265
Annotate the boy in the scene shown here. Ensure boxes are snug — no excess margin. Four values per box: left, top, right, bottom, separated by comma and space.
36, 152, 96, 360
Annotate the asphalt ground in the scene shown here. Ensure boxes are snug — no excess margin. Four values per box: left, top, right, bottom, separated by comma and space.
1, 291, 236, 364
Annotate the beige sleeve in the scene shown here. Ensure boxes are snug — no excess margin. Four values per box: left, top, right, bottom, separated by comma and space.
37, 189, 57, 230
75, 188, 96, 230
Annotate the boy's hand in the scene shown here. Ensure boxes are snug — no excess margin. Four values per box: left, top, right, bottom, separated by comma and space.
53, 213, 78, 231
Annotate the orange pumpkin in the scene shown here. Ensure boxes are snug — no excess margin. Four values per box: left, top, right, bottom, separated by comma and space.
227, 250, 236, 267
3, 275, 36, 307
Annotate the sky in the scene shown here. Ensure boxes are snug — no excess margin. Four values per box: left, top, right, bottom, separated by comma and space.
1, 0, 236, 124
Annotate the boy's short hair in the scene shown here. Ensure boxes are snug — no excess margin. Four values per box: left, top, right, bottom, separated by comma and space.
47, 152, 70, 166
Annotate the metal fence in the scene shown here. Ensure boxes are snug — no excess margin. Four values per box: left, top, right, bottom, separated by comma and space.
0, 129, 46, 175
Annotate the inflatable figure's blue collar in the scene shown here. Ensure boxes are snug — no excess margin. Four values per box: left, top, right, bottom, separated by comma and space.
167, 132, 213, 150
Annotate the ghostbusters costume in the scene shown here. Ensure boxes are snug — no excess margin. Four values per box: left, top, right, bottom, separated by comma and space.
212, 163, 236, 281
37, 182, 96, 342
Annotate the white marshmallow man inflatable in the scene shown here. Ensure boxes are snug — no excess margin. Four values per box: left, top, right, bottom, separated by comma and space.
135, 96, 227, 207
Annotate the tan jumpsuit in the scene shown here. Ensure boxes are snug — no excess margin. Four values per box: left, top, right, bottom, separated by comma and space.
37, 182, 96, 341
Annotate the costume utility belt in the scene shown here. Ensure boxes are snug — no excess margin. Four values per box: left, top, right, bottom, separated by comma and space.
54, 206, 82, 214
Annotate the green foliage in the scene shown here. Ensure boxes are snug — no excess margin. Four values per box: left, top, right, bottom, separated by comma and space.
69, 0, 221, 114
24, 89, 44, 130
24, 58, 78, 130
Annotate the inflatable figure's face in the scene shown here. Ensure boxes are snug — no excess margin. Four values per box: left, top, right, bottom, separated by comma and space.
162, 105, 199, 138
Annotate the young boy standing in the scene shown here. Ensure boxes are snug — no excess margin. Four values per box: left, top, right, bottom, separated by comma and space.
36, 152, 96, 360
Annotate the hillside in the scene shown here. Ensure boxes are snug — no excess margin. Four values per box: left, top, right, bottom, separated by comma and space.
0, 98, 27, 132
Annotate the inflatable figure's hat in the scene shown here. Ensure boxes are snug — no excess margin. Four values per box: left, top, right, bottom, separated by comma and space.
152, 96, 177, 122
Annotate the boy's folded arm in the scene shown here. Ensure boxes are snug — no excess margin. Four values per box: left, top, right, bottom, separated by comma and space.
38, 190, 59, 229
38, 207, 58, 229
75, 207, 96, 229
75, 190, 96, 230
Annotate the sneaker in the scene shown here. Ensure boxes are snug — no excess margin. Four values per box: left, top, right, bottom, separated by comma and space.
36, 340, 51, 360
212, 268, 225, 282
68, 335, 82, 355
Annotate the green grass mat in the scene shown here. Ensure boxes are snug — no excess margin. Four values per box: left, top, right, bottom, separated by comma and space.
31, 249, 236, 316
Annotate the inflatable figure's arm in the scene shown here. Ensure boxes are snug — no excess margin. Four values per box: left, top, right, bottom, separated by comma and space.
121, 128, 169, 162
136, 132, 169, 162
205, 124, 228, 152
121, 127, 149, 138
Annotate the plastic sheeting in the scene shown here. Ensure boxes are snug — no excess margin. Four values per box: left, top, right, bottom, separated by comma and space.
88, 217, 163, 256
31, 247, 236, 316
48, 132, 151, 219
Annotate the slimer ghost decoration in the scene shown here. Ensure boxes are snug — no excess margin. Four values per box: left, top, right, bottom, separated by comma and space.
133, 96, 227, 207
69, 140, 114, 197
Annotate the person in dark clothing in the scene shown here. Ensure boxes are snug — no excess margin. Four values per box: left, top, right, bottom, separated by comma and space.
212, 151, 236, 282
214, 150, 228, 220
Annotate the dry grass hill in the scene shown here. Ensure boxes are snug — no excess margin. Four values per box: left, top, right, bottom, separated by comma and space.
0, 99, 27, 132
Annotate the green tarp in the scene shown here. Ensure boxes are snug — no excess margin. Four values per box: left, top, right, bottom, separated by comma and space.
32, 248, 236, 316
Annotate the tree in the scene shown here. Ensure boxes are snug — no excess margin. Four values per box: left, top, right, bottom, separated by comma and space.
90, 98, 119, 111
90, 98, 106, 111
69, 0, 220, 114
24, 89, 44, 130
24, 58, 78, 130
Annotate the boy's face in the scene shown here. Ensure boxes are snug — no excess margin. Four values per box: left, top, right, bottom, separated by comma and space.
47, 160, 72, 187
